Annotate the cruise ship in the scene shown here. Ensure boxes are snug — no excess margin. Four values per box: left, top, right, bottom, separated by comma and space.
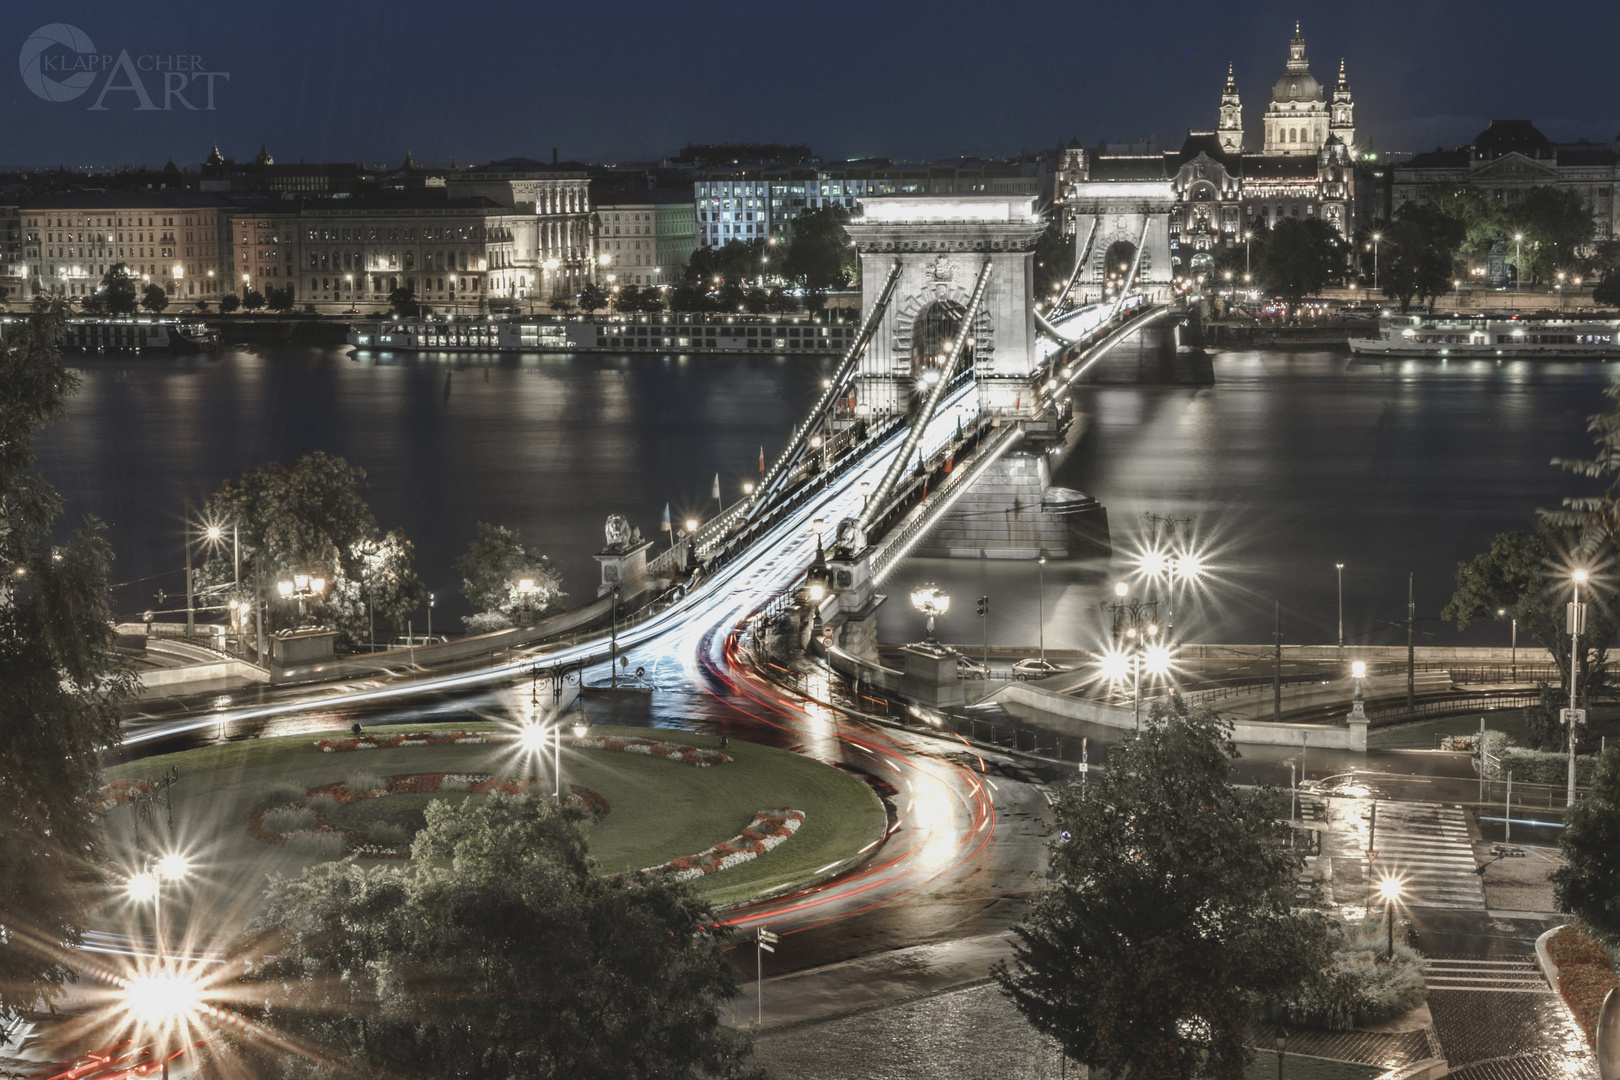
1349, 313, 1620, 358
0, 316, 219, 354
346, 313, 858, 355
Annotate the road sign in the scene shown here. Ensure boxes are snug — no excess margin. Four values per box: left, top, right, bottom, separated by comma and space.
821, 625, 834, 647
1561, 708, 1588, 727
758, 929, 780, 945
1364, 850, 1378, 862
758, 943, 775, 953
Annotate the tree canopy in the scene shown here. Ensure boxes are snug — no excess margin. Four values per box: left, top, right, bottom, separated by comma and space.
198, 452, 423, 645
1552, 746, 1620, 941
389, 285, 419, 317
0, 299, 133, 1016
233, 795, 764, 1080
98, 263, 138, 314
454, 522, 564, 633
996, 701, 1328, 1080
1254, 218, 1349, 303
140, 283, 169, 313
1441, 520, 1613, 709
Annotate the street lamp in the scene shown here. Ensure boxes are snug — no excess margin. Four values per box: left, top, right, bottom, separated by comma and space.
910, 584, 949, 645
517, 577, 536, 625
1513, 234, 1523, 294
276, 573, 326, 625
1371, 232, 1382, 292
1378, 877, 1402, 959
1496, 607, 1517, 680
1106, 581, 1161, 731
1567, 569, 1588, 806
1036, 551, 1048, 663
1335, 562, 1345, 650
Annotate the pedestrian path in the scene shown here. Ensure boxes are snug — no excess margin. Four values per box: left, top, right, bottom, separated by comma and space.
1318, 798, 1485, 911
1422, 956, 1554, 995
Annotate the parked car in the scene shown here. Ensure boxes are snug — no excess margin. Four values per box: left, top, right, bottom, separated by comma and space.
390, 634, 448, 648
956, 656, 989, 679
1012, 657, 1067, 681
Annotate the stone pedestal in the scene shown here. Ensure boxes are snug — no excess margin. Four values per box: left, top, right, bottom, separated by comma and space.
271, 628, 337, 665
1346, 691, 1368, 746
900, 644, 965, 709
594, 538, 653, 599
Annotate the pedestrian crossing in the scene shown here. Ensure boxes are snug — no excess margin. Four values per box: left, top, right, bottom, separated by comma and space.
1365, 801, 1486, 911
1423, 956, 1553, 995
1315, 798, 1486, 911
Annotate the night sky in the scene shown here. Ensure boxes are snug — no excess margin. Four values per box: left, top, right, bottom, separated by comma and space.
3, 0, 1618, 171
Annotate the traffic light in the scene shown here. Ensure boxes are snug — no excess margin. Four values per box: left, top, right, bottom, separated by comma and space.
976, 595, 988, 617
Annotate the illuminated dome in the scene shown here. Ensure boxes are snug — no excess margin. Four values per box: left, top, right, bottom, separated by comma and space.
1272, 70, 1323, 103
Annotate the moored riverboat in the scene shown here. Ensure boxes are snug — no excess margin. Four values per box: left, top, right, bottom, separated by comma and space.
346, 313, 857, 354
1349, 313, 1620, 358
0, 315, 219, 354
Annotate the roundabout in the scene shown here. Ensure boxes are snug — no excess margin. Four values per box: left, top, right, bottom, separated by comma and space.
103, 721, 889, 917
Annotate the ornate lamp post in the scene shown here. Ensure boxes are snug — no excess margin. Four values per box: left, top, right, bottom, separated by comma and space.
910, 585, 950, 646
276, 573, 326, 626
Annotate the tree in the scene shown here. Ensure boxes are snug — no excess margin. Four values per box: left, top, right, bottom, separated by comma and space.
98, 263, 138, 314
781, 206, 855, 298
196, 452, 422, 647
743, 288, 769, 314
233, 795, 765, 1080
1379, 218, 1455, 313
242, 289, 266, 312
1550, 369, 1620, 550
1505, 186, 1594, 286
670, 281, 713, 313
140, 284, 169, 313
1441, 520, 1614, 708
995, 701, 1328, 1080
194, 300, 211, 313
1552, 746, 1620, 941
548, 291, 577, 317
455, 522, 563, 633
577, 283, 608, 315
389, 285, 419, 317
1594, 275, 1620, 307
0, 299, 134, 1018
218, 293, 240, 314
1255, 218, 1331, 305
265, 285, 296, 313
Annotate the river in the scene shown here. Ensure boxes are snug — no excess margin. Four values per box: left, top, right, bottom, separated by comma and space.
32, 344, 1612, 654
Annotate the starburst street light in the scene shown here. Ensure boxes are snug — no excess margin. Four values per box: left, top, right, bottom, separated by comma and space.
910, 585, 949, 645
1377, 876, 1403, 958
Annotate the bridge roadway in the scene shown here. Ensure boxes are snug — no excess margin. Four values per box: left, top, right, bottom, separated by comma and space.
114, 380, 1053, 983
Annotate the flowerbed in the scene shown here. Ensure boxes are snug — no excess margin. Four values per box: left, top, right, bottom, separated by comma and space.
1547, 922, 1619, 1046
641, 808, 805, 882
247, 772, 609, 859
313, 730, 731, 767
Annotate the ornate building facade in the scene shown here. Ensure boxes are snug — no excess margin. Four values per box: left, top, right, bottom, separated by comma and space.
1054, 24, 1361, 282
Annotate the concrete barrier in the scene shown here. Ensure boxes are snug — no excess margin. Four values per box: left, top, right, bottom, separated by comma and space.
1373, 1059, 1448, 1080
987, 682, 1367, 750
139, 657, 269, 689
1178, 643, 1556, 666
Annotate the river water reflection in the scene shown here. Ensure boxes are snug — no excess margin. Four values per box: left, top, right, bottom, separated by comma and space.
33, 345, 1609, 650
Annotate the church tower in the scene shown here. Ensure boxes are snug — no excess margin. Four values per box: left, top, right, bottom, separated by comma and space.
1217, 63, 1244, 153
1262, 22, 1331, 156
1330, 59, 1356, 154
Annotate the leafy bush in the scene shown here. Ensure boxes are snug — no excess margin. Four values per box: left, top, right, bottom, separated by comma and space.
369, 823, 410, 845
286, 831, 345, 857
1264, 919, 1427, 1030
346, 771, 385, 793
1547, 923, 1620, 1045
305, 795, 339, 817
262, 781, 307, 806
1548, 921, 1614, 968
263, 806, 315, 834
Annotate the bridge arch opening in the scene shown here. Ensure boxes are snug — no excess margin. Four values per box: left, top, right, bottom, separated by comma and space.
909, 299, 973, 384
1103, 240, 1137, 297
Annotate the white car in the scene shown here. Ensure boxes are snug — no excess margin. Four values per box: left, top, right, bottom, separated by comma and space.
1012, 657, 1067, 681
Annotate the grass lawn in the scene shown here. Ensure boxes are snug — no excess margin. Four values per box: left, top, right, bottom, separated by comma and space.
104, 723, 886, 924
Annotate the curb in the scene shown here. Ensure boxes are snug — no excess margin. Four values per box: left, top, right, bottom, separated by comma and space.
1374, 1058, 1448, 1080
1535, 925, 1563, 995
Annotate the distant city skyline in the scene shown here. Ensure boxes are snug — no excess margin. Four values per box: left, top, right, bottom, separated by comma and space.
2, 0, 1617, 171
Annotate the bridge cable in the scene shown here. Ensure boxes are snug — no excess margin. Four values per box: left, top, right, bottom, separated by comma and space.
1052, 218, 1098, 319
856, 258, 994, 535
747, 258, 903, 521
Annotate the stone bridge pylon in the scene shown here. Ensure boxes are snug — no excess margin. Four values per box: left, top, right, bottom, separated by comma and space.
844, 196, 1047, 416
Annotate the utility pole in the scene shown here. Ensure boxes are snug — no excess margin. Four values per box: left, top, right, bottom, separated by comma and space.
183, 500, 195, 638
1273, 601, 1282, 722
1407, 573, 1415, 718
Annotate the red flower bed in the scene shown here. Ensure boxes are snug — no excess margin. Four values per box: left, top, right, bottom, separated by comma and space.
642, 808, 805, 881
1547, 922, 1620, 1045
313, 730, 731, 766
94, 778, 156, 814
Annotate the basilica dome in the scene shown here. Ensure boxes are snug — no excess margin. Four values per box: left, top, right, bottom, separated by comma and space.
1272, 70, 1322, 102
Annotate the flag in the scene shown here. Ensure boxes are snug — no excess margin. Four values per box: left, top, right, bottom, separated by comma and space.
711, 473, 721, 501
944, 453, 953, 475
758, 445, 765, 473
660, 503, 671, 531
